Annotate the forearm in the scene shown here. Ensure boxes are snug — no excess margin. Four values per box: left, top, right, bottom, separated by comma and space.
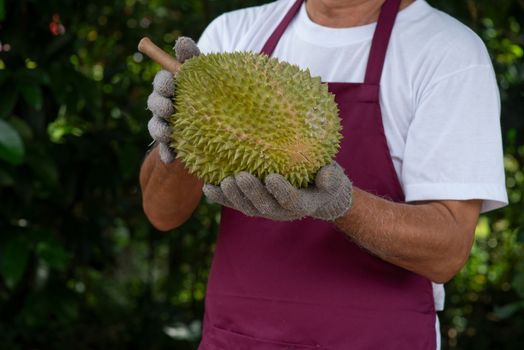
334, 188, 481, 283
140, 146, 203, 231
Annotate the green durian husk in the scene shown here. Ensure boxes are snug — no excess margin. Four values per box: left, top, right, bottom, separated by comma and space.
171, 52, 342, 188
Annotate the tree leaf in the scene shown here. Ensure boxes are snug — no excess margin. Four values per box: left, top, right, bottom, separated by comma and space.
512, 271, 524, 298
0, 0, 5, 22
36, 239, 70, 271
0, 237, 30, 289
516, 227, 524, 243
0, 70, 9, 86
18, 84, 43, 110
9, 117, 34, 140
26, 153, 59, 188
0, 168, 14, 186
494, 301, 524, 319
0, 119, 25, 165
0, 87, 17, 119
15, 68, 50, 86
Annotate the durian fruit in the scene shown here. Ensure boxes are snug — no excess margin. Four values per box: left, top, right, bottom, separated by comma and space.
171, 52, 342, 188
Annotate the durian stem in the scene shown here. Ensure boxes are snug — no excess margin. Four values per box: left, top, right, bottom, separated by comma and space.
138, 37, 181, 75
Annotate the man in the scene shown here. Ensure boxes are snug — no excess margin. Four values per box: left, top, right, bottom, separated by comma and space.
140, 0, 508, 348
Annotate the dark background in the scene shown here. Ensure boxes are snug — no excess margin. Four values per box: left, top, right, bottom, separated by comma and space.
0, 0, 523, 349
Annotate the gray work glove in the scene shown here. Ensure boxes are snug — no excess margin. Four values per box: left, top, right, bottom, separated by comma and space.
203, 162, 353, 221
146, 37, 200, 163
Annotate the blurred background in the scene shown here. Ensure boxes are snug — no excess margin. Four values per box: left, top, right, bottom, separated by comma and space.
0, 0, 522, 349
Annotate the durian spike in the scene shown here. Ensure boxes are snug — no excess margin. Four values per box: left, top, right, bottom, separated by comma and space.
138, 37, 181, 75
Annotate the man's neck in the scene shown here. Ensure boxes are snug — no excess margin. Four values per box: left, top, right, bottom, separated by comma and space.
305, 0, 414, 28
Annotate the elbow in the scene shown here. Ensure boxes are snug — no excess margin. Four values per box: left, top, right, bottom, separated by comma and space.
428, 262, 466, 284
143, 201, 184, 232
428, 234, 474, 284
141, 186, 202, 232
144, 212, 179, 232
424, 199, 480, 283
149, 217, 180, 232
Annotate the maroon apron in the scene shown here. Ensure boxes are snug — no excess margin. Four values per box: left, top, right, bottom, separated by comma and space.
199, 0, 436, 348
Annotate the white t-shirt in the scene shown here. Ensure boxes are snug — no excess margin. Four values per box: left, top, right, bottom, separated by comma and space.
196, 0, 508, 346
198, 0, 507, 211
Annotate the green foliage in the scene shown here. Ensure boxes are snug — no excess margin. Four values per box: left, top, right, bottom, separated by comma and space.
0, 0, 522, 349
426, 1, 524, 349
0, 119, 25, 164
0, 0, 238, 348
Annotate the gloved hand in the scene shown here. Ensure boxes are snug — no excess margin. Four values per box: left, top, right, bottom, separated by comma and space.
147, 37, 200, 163
203, 162, 353, 221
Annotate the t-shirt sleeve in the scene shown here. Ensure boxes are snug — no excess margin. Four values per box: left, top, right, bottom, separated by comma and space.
402, 40, 507, 213
197, 14, 227, 54
197, 3, 278, 54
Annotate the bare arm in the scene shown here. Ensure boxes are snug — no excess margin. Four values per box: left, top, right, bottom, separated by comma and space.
334, 187, 481, 283
140, 146, 203, 231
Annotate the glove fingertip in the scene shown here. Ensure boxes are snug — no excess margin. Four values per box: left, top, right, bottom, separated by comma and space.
220, 175, 237, 190
203, 184, 225, 204
147, 92, 174, 119
153, 70, 175, 97
235, 171, 259, 187
174, 37, 200, 63
159, 143, 176, 164
315, 162, 345, 191
265, 173, 294, 193
221, 176, 247, 202
203, 183, 218, 192
265, 173, 286, 183
148, 116, 172, 144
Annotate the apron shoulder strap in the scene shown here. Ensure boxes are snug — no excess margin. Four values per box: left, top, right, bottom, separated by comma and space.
364, 0, 402, 85
260, 0, 303, 56
261, 0, 402, 86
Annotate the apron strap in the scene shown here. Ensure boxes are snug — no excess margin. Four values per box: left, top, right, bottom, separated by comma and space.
364, 0, 402, 84
261, 0, 402, 86
260, 0, 304, 56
